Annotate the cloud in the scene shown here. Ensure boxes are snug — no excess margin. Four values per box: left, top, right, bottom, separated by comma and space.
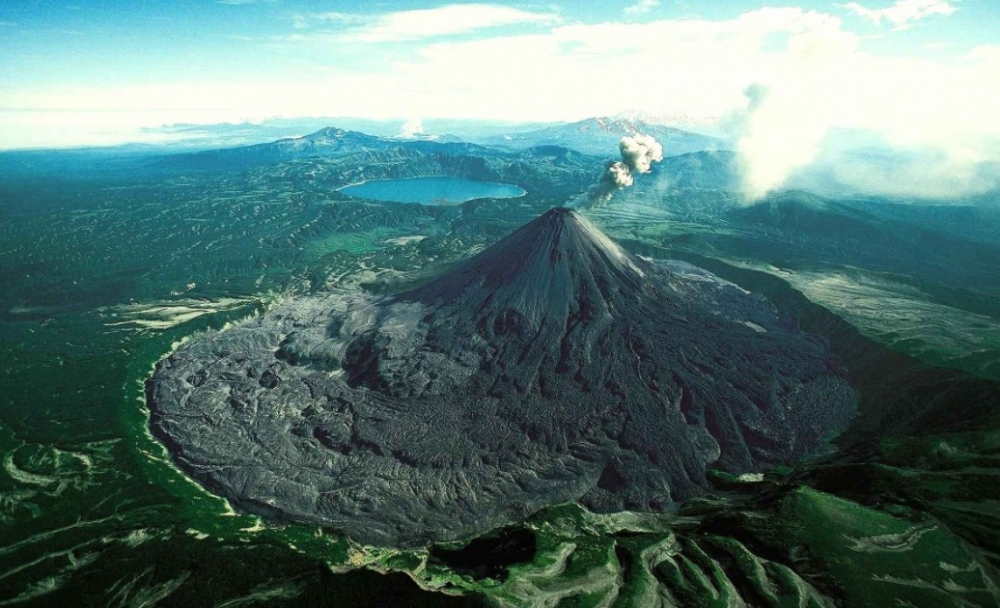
299, 4, 560, 43
732, 35, 1000, 200
293, 12, 361, 30
843, 0, 957, 29
397, 117, 425, 138
803, 141, 1000, 199
624, 0, 659, 16
0, 8, 851, 126
735, 82, 840, 200
302, 12, 357, 24
5, 4, 999, 203
573, 135, 664, 208
620, 134, 664, 173
732, 15, 860, 199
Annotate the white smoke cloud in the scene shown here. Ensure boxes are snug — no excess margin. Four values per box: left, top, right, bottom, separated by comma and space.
397, 117, 425, 138
606, 161, 634, 188
729, 31, 1000, 202
620, 134, 664, 173
571, 135, 664, 208
731, 19, 860, 200
734, 83, 835, 200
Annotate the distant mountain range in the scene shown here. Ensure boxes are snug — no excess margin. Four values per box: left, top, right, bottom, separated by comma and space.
159, 118, 726, 171
144, 117, 563, 150
160, 127, 497, 171
612, 108, 724, 133
476, 117, 725, 157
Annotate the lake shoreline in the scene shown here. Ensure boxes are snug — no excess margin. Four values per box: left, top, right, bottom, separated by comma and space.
338, 176, 526, 205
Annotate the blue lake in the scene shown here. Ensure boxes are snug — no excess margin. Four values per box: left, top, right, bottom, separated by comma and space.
339, 177, 525, 205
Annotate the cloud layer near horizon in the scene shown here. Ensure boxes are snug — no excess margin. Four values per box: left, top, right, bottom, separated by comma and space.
294, 4, 561, 43
2, 2, 997, 200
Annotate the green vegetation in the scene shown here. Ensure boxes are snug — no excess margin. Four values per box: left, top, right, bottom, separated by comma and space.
1, 149, 999, 606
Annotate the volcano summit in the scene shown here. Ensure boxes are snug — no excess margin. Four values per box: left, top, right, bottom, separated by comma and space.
147, 208, 857, 546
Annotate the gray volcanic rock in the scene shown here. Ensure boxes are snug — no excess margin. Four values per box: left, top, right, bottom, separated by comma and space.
147, 209, 856, 547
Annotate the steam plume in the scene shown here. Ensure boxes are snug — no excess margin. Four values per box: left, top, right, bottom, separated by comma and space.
571, 134, 663, 208
398, 117, 425, 139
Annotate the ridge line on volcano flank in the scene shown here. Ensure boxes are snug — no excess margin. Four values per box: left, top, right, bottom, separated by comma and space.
398, 207, 649, 327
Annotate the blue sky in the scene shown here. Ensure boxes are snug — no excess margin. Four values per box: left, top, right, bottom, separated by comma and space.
1, 0, 999, 199
1, 0, 994, 93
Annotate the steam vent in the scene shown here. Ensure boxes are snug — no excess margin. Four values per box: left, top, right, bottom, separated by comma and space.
147, 208, 857, 547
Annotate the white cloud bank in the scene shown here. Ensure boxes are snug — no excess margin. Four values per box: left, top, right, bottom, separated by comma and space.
3, 5, 998, 201
397, 117, 425, 138
297, 4, 560, 43
843, 0, 957, 29
734, 33, 1000, 199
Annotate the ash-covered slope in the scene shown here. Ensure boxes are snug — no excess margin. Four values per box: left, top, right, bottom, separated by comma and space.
148, 209, 856, 547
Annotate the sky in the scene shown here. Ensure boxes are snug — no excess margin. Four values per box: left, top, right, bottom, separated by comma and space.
2, 0, 999, 197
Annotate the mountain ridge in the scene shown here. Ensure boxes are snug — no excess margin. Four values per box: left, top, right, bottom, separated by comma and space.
158, 118, 724, 172
478, 117, 724, 156
160, 126, 498, 171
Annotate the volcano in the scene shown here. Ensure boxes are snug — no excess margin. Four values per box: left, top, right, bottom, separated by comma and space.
147, 208, 856, 546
